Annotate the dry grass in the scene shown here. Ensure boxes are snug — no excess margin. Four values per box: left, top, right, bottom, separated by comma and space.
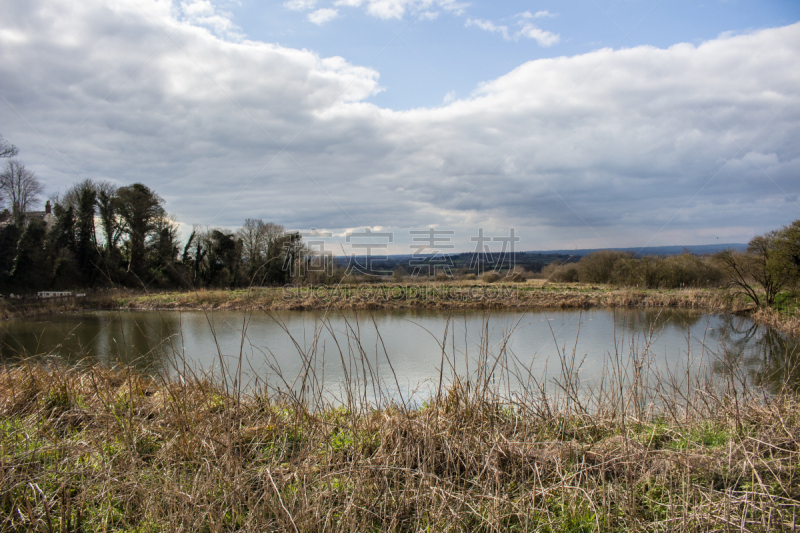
0, 292, 122, 321
0, 284, 769, 319
2, 311, 800, 532
115, 284, 747, 312
751, 307, 800, 338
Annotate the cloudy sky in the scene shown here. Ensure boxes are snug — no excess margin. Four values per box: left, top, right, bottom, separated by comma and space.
1, 0, 799, 254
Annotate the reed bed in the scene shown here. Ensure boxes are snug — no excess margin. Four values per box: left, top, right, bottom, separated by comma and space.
1, 312, 799, 532
112, 284, 744, 312
751, 307, 800, 339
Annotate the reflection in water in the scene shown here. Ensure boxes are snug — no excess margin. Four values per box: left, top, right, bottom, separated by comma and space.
612, 308, 705, 336
1, 308, 796, 398
710, 315, 800, 394
0, 312, 182, 374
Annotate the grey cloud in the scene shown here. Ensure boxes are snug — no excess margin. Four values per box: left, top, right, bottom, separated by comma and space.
1, 1, 799, 250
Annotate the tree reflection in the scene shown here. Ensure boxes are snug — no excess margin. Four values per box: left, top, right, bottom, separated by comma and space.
0, 315, 106, 365
0, 312, 180, 376
712, 314, 800, 394
612, 308, 704, 337
96, 313, 181, 374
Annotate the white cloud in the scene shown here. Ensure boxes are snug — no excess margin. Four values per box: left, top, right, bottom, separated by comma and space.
179, 0, 244, 41
1, 1, 798, 249
437, 0, 467, 16
466, 16, 559, 46
333, 0, 464, 20
284, 0, 316, 11
465, 18, 509, 40
516, 21, 559, 46
365, 0, 410, 19
519, 10, 555, 19
308, 8, 339, 24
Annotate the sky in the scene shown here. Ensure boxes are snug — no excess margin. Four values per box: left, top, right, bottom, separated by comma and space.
0, 0, 799, 255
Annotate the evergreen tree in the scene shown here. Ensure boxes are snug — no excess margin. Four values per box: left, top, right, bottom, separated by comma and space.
114, 183, 164, 280
47, 203, 77, 256
0, 223, 21, 291
11, 219, 49, 290
208, 229, 241, 287
75, 187, 98, 284
46, 203, 80, 289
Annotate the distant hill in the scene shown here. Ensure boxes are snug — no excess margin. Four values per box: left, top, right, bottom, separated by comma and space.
534, 243, 748, 257
332, 243, 748, 275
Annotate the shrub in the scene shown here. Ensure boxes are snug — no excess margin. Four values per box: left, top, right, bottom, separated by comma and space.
575, 251, 724, 288
481, 271, 501, 283
505, 270, 527, 283
643, 254, 723, 289
392, 265, 407, 281
578, 251, 637, 284
542, 262, 580, 283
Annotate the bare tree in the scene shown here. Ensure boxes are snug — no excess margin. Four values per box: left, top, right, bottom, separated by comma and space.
237, 218, 285, 281
714, 249, 765, 306
0, 160, 44, 222
0, 135, 19, 208
60, 178, 97, 210
237, 218, 268, 267
714, 230, 795, 307
0, 134, 18, 159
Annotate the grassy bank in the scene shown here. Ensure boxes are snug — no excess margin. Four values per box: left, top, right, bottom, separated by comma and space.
8, 281, 800, 337
0, 282, 746, 315
2, 358, 799, 532
0, 292, 122, 321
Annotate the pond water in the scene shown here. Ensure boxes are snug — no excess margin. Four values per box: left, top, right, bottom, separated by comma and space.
1, 308, 797, 402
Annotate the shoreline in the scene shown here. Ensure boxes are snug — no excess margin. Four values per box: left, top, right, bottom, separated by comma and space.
3, 282, 799, 336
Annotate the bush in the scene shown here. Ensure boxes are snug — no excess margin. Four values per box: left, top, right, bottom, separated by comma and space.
541, 262, 580, 283
481, 271, 501, 283
642, 254, 723, 289
505, 270, 527, 283
392, 265, 407, 281
578, 251, 637, 284
575, 251, 724, 288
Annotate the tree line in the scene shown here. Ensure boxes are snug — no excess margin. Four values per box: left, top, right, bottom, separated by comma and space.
0, 135, 322, 293
542, 221, 800, 307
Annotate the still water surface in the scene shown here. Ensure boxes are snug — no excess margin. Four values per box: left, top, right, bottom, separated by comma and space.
1, 308, 797, 400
